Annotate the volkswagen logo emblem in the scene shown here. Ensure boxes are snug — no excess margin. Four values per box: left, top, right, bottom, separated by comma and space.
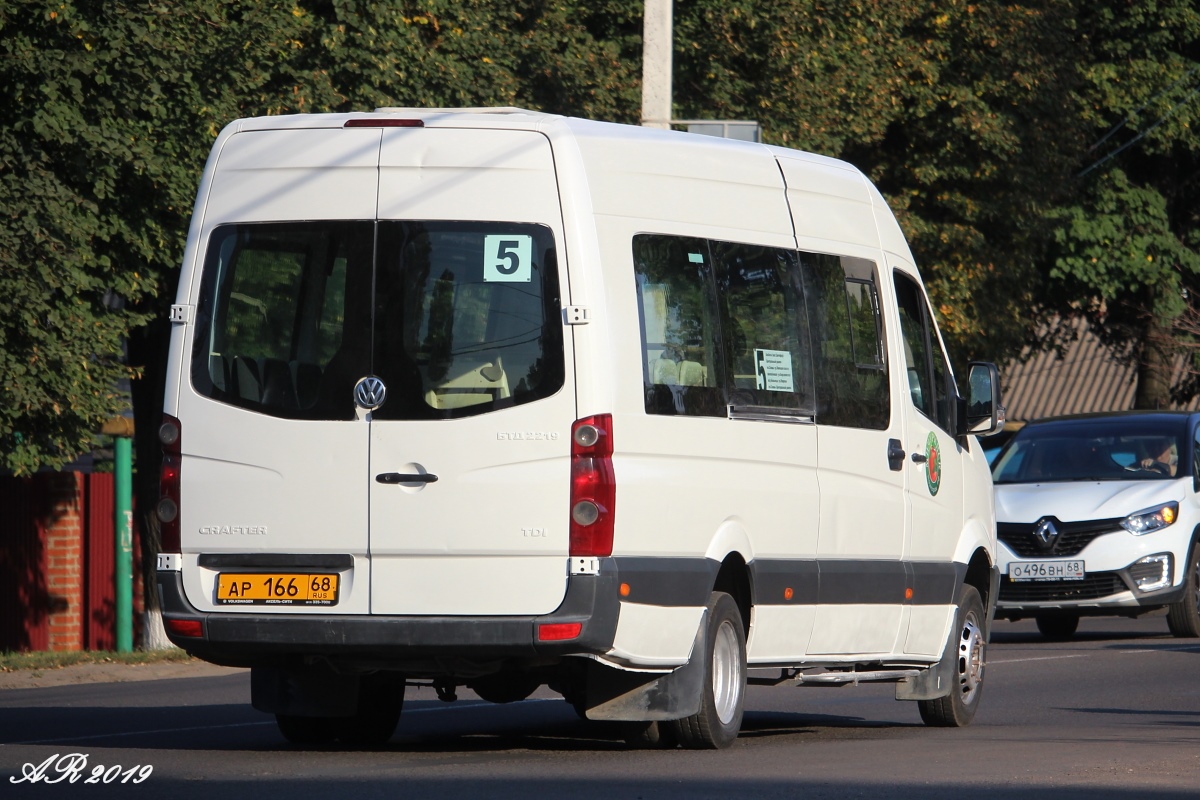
353, 376, 387, 411
1032, 517, 1061, 551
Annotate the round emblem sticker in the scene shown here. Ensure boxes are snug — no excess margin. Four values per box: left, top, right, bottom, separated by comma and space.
925, 431, 942, 496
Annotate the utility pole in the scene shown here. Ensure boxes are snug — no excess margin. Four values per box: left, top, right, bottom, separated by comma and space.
641, 0, 672, 129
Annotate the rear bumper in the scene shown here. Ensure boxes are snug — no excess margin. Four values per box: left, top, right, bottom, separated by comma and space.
156, 563, 621, 670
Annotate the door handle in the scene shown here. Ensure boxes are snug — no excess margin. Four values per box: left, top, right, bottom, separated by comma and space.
887, 439, 905, 472
910, 452, 927, 464
376, 472, 439, 484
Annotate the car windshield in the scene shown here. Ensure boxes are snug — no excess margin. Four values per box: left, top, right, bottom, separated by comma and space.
991, 420, 1188, 484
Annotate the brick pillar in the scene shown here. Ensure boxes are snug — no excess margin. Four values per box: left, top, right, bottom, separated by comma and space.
44, 472, 84, 652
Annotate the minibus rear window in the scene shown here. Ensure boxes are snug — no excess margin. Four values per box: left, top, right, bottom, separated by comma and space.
191, 221, 563, 420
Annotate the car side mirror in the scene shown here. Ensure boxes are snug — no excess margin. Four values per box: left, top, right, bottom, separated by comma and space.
959, 361, 1005, 437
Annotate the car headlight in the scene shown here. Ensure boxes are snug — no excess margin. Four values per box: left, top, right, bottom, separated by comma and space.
1120, 502, 1179, 535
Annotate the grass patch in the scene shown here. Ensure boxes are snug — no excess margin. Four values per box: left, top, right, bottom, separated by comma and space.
0, 648, 195, 673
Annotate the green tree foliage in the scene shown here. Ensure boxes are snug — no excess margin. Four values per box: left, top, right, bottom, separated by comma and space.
0, 1, 325, 474
671, 0, 1086, 364
4, 0, 1200, 480
1048, 0, 1200, 408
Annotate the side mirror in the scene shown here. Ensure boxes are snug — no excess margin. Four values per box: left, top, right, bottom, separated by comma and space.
960, 361, 1005, 437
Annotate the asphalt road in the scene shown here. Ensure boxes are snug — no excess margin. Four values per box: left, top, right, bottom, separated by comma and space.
3, 615, 1199, 799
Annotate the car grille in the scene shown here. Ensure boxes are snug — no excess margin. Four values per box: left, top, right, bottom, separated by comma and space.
999, 572, 1128, 603
997, 518, 1123, 557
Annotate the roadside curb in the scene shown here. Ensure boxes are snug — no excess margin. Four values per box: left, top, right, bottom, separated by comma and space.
0, 660, 245, 691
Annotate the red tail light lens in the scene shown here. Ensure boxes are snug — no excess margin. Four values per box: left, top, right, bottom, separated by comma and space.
538, 622, 583, 641
343, 118, 425, 128
158, 414, 181, 554
165, 618, 202, 638
570, 414, 615, 557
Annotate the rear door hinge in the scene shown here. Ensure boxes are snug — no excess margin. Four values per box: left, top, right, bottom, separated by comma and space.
169, 304, 193, 324
570, 557, 600, 575
563, 305, 590, 325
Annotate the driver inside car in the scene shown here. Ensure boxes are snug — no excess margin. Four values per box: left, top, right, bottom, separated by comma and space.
1140, 438, 1178, 477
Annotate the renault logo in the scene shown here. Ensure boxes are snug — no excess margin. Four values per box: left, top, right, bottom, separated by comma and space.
1033, 517, 1061, 551
353, 376, 387, 411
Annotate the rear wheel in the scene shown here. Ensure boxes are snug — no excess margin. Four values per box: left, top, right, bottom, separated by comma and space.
276, 714, 337, 745
468, 672, 541, 704
1035, 612, 1080, 641
670, 591, 746, 749
1167, 543, 1200, 638
336, 673, 404, 746
623, 720, 679, 749
918, 584, 986, 728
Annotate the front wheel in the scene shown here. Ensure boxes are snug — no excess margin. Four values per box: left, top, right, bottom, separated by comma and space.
1035, 612, 1080, 641
918, 584, 986, 727
670, 591, 747, 749
1167, 543, 1200, 638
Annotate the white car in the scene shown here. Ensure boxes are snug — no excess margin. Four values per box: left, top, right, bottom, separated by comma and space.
991, 411, 1200, 640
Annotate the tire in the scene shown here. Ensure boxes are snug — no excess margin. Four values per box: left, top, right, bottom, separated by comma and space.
623, 720, 679, 749
1035, 612, 1080, 641
1167, 543, 1200, 638
468, 673, 540, 704
276, 714, 337, 745
918, 584, 986, 728
669, 592, 747, 749
336, 673, 404, 746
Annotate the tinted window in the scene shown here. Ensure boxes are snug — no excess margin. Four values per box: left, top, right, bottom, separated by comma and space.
713, 241, 814, 414
893, 271, 955, 433
802, 253, 889, 429
192, 222, 373, 420
192, 221, 563, 420
992, 419, 1189, 484
372, 222, 563, 420
634, 235, 725, 416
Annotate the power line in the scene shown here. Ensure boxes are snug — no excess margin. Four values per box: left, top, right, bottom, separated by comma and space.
1078, 70, 1200, 178
1086, 64, 1200, 154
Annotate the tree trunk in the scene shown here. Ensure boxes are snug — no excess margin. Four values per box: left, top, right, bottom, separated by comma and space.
1134, 319, 1174, 410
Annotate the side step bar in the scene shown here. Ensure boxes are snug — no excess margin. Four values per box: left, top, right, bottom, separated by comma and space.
748, 667, 923, 688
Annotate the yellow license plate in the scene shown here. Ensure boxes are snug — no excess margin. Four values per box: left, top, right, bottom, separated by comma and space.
216, 573, 339, 606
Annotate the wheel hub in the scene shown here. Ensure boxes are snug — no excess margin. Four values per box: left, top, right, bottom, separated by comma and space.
957, 614, 985, 705
711, 619, 743, 725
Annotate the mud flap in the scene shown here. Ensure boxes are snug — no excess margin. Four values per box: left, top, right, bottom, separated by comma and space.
896, 603, 960, 702
581, 610, 707, 721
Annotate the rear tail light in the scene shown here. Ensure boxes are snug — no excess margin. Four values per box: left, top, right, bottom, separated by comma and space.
165, 618, 202, 638
569, 414, 615, 557
343, 118, 425, 128
537, 622, 583, 641
158, 414, 181, 554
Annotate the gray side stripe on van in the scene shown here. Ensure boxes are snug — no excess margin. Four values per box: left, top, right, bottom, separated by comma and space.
614, 557, 963, 608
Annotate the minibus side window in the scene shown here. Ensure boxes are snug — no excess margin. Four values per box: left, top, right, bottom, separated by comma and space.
893, 270, 955, 433
711, 241, 814, 414
633, 235, 725, 417
800, 252, 889, 429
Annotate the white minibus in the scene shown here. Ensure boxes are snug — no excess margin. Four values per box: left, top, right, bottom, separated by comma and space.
156, 108, 1003, 749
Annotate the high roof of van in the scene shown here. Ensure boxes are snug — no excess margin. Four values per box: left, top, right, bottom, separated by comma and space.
225, 107, 846, 170
210, 108, 916, 274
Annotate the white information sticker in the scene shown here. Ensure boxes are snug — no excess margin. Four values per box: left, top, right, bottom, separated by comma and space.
754, 349, 794, 392
483, 234, 533, 282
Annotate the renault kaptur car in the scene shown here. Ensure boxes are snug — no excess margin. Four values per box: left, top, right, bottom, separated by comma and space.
991, 412, 1200, 639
